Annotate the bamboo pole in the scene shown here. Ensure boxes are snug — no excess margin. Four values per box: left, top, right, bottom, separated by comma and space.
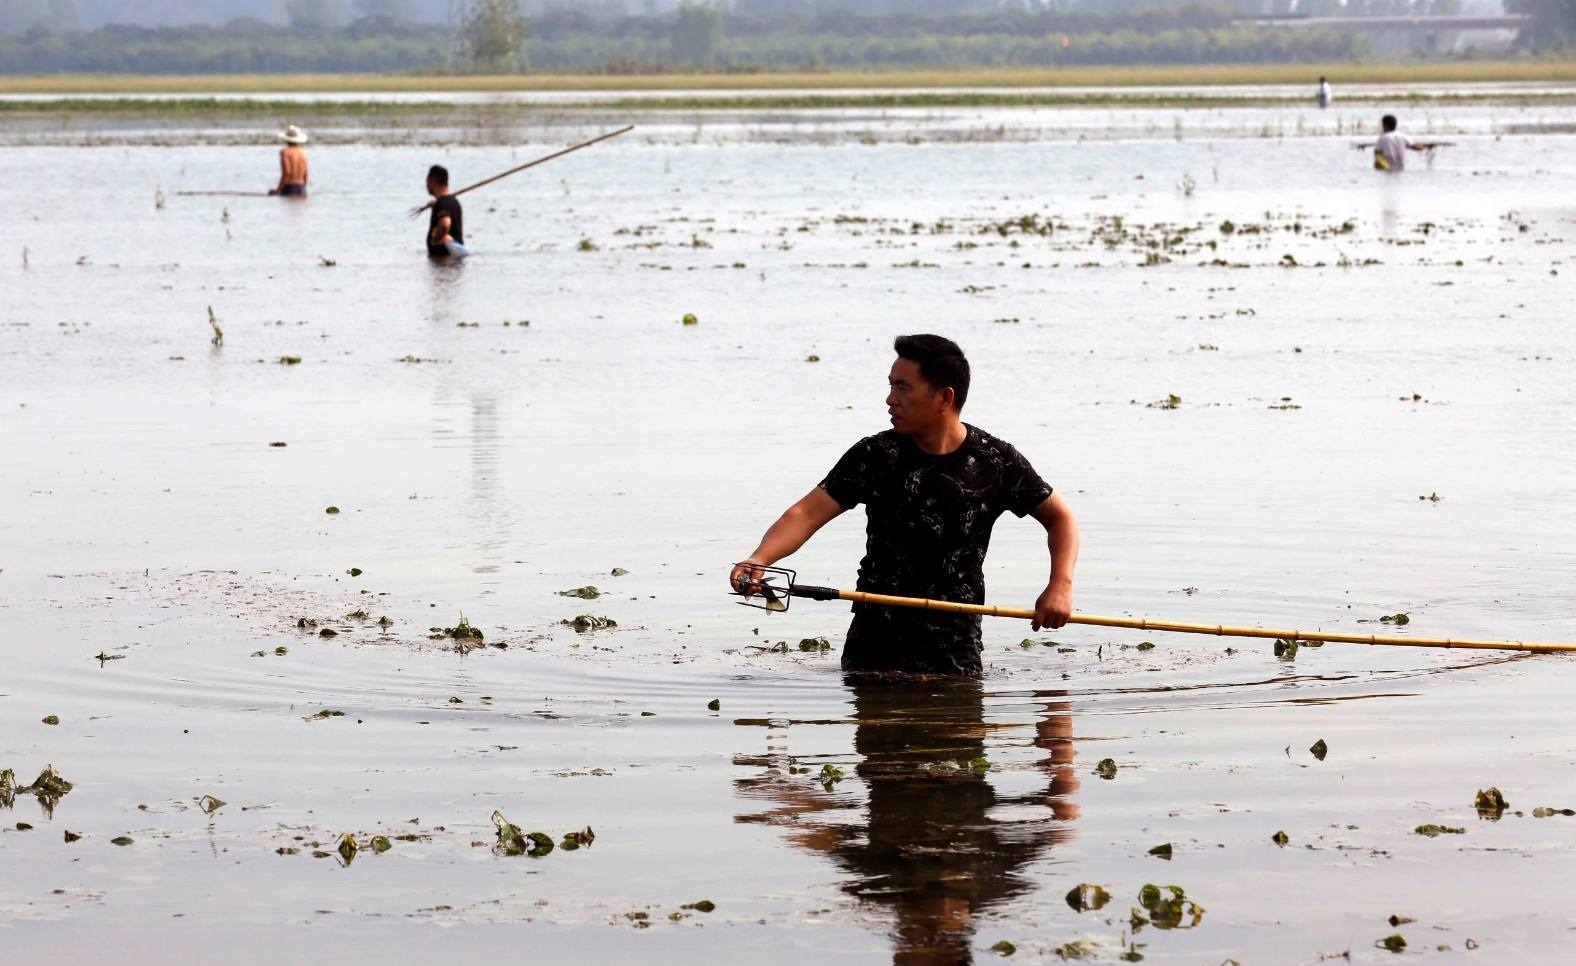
175, 190, 272, 197
407, 125, 634, 218
818, 588, 1576, 654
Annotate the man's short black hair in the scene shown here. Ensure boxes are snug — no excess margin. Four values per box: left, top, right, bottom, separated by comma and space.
428, 164, 449, 186
1381, 114, 1398, 132
894, 334, 970, 412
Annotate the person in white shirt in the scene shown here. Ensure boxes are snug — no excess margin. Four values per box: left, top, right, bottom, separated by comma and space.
1317, 76, 1332, 109
1373, 114, 1439, 172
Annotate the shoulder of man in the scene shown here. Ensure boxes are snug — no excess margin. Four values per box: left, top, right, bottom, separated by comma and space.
850, 429, 903, 460
961, 424, 1019, 458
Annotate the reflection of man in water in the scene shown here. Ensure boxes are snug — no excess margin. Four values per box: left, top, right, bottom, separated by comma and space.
269, 124, 309, 197
736, 678, 1080, 966
425, 164, 467, 259
731, 334, 1080, 676
1373, 114, 1439, 172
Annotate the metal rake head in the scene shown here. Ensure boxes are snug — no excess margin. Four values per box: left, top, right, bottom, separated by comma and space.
731, 563, 796, 612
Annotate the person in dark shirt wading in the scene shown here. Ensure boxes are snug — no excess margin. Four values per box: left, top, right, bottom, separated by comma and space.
425, 165, 467, 259
731, 334, 1080, 676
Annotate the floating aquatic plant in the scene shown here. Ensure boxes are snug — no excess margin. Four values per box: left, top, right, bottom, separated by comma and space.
562, 614, 616, 632
1065, 883, 1111, 912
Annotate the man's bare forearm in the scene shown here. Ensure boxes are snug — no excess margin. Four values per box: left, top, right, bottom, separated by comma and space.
1047, 501, 1079, 590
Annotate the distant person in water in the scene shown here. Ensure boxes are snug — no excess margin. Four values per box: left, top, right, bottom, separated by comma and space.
1317, 76, 1332, 109
269, 125, 309, 197
1373, 114, 1439, 172
425, 165, 468, 259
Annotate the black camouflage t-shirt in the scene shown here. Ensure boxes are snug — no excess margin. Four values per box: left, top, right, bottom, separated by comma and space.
819, 425, 1052, 674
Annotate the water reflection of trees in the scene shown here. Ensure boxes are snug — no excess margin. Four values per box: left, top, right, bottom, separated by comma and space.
735, 677, 1079, 966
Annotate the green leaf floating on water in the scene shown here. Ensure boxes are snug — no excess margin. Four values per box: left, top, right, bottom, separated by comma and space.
1136, 641, 1156, 651
1475, 786, 1509, 819
1273, 638, 1299, 660
110, 836, 134, 846
368, 835, 393, 853
681, 900, 716, 912
337, 833, 359, 863
558, 586, 602, 600
1414, 824, 1466, 836
1095, 758, 1118, 780
1376, 934, 1407, 953
304, 709, 345, 721
1309, 739, 1328, 761
1055, 939, 1098, 960
1148, 843, 1173, 859
1065, 883, 1111, 912
560, 826, 595, 851
707, 699, 720, 711
1533, 806, 1575, 818
1378, 613, 1410, 625
819, 763, 846, 787
989, 939, 1016, 956
41, 715, 59, 725
0, 769, 14, 793
798, 637, 831, 652
1272, 830, 1289, 845
199, 795, 225, 815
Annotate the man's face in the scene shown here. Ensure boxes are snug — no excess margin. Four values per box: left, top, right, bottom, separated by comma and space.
886, 357, 949, 435
426, 177, 441, 197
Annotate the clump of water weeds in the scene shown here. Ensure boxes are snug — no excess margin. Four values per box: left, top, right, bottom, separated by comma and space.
1066, 883, 1111, 912
2, 765, 74, 814
1474, 787, 1509, 820
430, 614, 484, 642
1132, 883, 1204, 931
207, 305, 223, 346
563, 614, 616, 632
558, 586, 601, 600
491, 810, 559, 858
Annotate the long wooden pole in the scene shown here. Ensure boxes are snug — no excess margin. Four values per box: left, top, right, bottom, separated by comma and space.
408, 125, 634, 217
175, 190, 273, 197
797, 586, 1576, 654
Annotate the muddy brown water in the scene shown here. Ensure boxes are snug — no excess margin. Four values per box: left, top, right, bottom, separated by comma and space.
2, 93, 1575, 964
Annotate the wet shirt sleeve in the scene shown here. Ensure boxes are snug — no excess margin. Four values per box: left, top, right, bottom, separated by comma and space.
819, 437, 878, 510
1000, 444, 1052, 518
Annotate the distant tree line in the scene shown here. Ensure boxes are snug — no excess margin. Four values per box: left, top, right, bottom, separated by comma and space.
6, 0, 1558, 74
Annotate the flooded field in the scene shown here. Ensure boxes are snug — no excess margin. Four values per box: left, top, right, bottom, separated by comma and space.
3, 91, 1575, 964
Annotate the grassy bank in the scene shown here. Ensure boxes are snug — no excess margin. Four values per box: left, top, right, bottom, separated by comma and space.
4, 89, 1575, 119
2, 60, 1575, 96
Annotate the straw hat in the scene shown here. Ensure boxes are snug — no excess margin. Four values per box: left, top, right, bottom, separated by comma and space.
276, 124, 309, 145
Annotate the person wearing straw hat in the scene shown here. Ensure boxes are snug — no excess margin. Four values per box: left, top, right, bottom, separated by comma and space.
730, 334, 1080, 676
270, 124, 310, 197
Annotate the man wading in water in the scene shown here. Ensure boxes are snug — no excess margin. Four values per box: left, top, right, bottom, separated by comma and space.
425, 165, 467, 259
731, 334, 1080, 676
269, 124, 309, 197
